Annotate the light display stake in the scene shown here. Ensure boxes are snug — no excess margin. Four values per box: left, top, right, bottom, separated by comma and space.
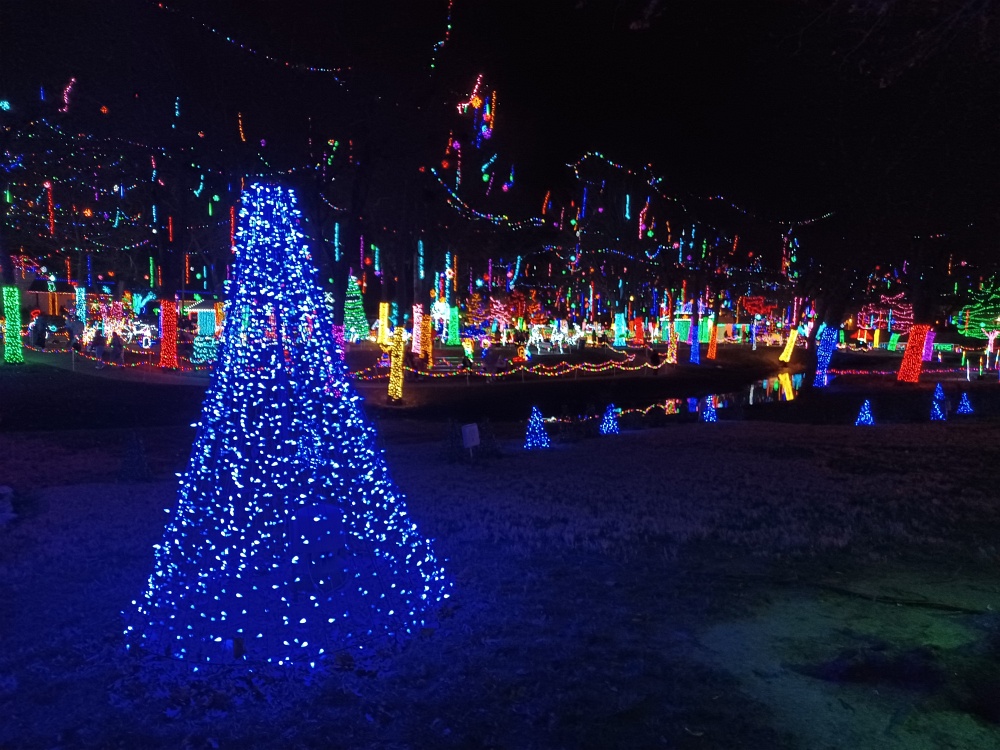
447, 307, 460, 346
2, 287, 24, 364
126, 184, 448, 667
524, 406, 551, 450
813, 326, 839, 387
855, 400, 875, 426
388, 326, 404, 402
897, 324, 931, 383
599, 404, 620, 435
417, 239, 425, 280
158, 300, 178, 368
779, 329, 798, 363
956, 392, 973, 415
613, 313, 627, 347
701, 397, 718, 423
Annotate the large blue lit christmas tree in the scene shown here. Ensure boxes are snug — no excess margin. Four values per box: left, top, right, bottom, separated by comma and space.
126, 184, 449, 667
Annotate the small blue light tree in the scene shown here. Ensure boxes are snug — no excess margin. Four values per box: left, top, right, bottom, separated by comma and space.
930, 398, 947, 421
700, 397, 718, 422
524, 406, 551, 449
956, 392, 973, 415
855, 399, 874, 426
599, 404, 620, 435
933, 382, 945, 402
126, 184, 449, 667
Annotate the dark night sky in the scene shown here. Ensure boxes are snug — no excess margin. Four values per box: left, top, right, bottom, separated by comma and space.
3, 1, 999, 250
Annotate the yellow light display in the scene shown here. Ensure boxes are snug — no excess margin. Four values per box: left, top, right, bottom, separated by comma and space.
706, 324, 719, 360
778, 329, 798, 363
376, 301, 390, 345
421, 311, 433, 365
388, 326, 404, 402
778, 372, 795, 401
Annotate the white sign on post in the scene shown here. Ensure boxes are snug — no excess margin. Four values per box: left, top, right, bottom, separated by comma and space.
461, 423, 480, 450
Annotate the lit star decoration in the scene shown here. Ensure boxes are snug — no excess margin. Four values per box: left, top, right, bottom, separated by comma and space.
855, 400, 875, 426
125, 184, 449, 667
2, 287, 25, 364
599, 404, 620, 435
956, 392, 973, 415
524, 406, 551, 450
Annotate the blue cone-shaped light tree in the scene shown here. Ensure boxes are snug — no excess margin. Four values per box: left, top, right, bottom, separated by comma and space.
700, 397, 718, 422
933, 382, 945, 402
931, 398, 947, 421
599, 404, 620, 435
956, 392, 973, 415
126, 185, 449, 667
855, 399, 875, 426
524, 406, 551, 449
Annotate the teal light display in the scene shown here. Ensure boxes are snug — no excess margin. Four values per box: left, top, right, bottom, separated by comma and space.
191, 309, 219, 364
125, 184, 449, 667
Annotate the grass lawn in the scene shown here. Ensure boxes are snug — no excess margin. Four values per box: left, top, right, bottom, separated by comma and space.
2, 350, 1000, 749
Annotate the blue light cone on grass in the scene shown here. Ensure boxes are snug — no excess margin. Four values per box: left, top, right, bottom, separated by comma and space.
599, 404, 620, 435
125, 184, 449, 667
933, 382, 945, 402
931, 398, 947, 421
956, 392, 973, 415
700, 398, 718, 423
524, 406, 551, 449
855, 399, 875, 426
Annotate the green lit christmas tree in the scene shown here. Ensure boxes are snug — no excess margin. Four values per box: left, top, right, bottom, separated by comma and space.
342, 276, 369, 343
